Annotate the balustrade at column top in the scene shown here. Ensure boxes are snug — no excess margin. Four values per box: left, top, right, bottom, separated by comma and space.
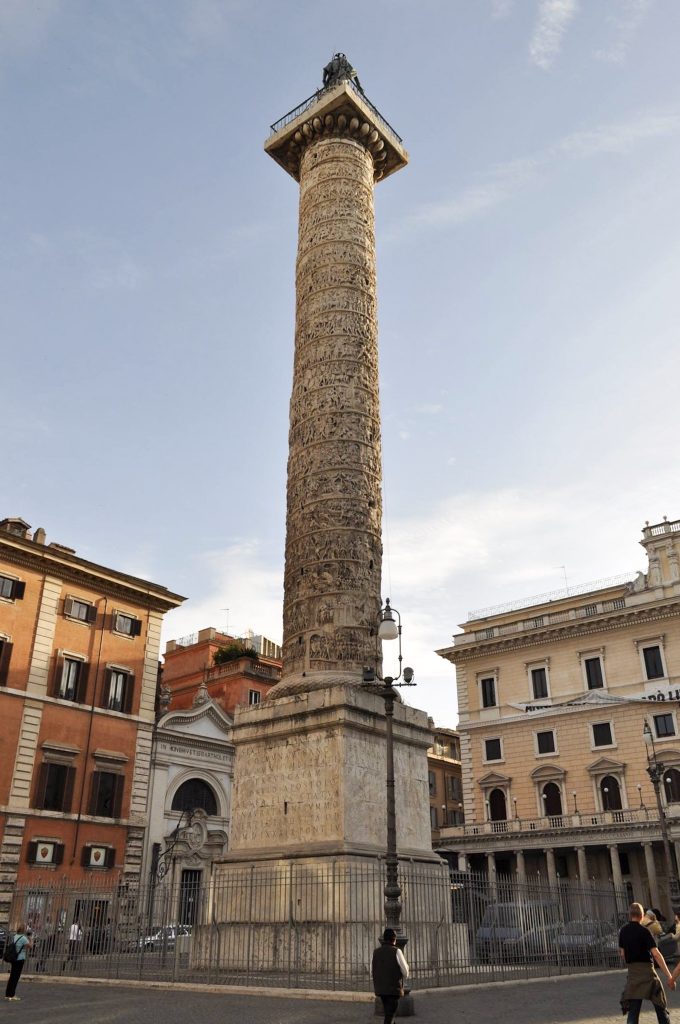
265, 80, 408, 183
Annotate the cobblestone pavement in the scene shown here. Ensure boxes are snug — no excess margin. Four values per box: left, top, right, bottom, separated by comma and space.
2, 970, 671, 1023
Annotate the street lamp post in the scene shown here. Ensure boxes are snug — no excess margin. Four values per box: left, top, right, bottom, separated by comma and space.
643, 721, 680, 912
363, 598, 415, 944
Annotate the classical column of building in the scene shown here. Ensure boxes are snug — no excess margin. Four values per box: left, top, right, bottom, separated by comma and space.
643, 842, 661, 909
575, 846, 589, 882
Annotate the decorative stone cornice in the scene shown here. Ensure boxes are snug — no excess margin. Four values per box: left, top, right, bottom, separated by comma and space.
440, 600, 680, 664
265, 82, 408, 184
0, 535, 185, 614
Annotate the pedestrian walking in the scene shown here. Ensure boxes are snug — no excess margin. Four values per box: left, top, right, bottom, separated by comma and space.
5, 922, 33, 1001
644, 911, 664, 939
371, 928, 409, 1024
619, 901, 675, 1024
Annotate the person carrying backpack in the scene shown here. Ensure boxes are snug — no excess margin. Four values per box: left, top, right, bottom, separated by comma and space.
5, 922, 32, 1001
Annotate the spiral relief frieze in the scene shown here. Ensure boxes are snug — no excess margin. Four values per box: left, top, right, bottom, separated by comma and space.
268, 128, 384, 695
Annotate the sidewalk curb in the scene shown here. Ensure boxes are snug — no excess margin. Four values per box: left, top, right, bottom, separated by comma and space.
23, 967, 622, 1001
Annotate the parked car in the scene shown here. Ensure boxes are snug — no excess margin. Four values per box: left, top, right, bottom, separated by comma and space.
475, 901, 561, 964
555, 920, 619, 965
140, 925, 191, 952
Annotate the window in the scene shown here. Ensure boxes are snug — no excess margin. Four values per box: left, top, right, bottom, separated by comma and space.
480, 677, 497, 709
428, 771, 436, 797
447, 808, 464, 826
592, 722, 614, 747
643, 645, 665, 680
531, 667, 549, 700
664, 768, 680, 803
654, 713, 676, 739
536, 730, 556, 755
248, 689, 261, 705
585, 657, 604, 690
600, 775, 622, 811
81, 845, 116, 869
64, 597, 96, 624
430, 805, 439, 829
89, 771, 124, 818
172, 778, 218, 816
446, 774, 462, 801
113, 612, 142, 637
33, 763, 75, 812
54, 656, 88, 703
484, 738, 502, 762
103, 668, 134, 713
26, 840, 64, 866
0, 575, 25, 601
0, 638, 13, 686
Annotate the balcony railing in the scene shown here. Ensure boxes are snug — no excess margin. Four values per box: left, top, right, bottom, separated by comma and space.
465, 592, 632, 643
269, 79, 403, 144
643, 518, 680, 538
204, 659, 281, 683
439, 805, 670, 841
467, 572, 637, 622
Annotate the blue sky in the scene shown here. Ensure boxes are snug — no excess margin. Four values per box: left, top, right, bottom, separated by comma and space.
3, 0, 679, 726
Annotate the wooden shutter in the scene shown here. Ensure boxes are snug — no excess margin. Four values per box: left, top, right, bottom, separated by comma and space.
33, 763, 50, 809
81, 846, 90, 867
86, 604, 97, 624
76, 662, 90, 704
123, 673, 135, 714
62, 765, 75, 813
131, 619, 142, 637
89, 772, 102, 816
51, 654, 64, 698
112, 774, 124, 818
103, 668, 113, 709
12, 580, 25, 600
105, 847, 116, 869
53, 843, 64, 865
0, 641, 12, 686
26, 841, 38, 864
63, 597, 74, 617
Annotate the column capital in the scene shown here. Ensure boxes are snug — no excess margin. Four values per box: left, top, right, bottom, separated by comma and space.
266, 80, 408, 184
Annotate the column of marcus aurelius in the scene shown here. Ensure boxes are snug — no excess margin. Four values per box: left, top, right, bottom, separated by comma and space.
218, 59, 439, 881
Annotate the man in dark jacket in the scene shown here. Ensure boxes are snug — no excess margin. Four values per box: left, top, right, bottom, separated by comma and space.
371, 928, 410, 1024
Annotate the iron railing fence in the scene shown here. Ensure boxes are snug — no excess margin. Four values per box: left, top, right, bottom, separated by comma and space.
6, 864, 633, 990
269, 79, 403, 144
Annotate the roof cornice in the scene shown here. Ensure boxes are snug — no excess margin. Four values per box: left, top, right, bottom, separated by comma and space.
0, 533, 185, 612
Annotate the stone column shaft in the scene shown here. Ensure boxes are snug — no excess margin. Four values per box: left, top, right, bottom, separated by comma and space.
575, 846, 588, 881
544, 847, 558, 887
643, 842, 660, 909
515, 849, 526, 880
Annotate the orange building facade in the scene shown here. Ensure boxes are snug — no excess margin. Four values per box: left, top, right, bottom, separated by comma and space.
0, 517, 183, 924
162, 628, 282, 715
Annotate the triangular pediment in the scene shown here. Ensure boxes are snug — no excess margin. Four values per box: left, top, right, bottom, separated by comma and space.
158, 699, 233, 742
531, 763, 566, 780
478, 770, 511, 787
587, 756, 625, 775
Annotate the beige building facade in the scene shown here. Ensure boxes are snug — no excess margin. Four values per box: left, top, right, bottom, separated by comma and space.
437, 517, 680, 911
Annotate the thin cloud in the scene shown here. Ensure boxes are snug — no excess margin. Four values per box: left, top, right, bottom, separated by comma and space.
490, 0, 514, 18
161, 539, 284, 649
529, 0, 579, 70
395, 108, 679, 236
595, 0, 653, 64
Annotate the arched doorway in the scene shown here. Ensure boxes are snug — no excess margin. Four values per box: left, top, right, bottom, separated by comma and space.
600, 775, 622, 811
542, 781, 563, 816
664, 768, 680, 803
488, 788, 507, 821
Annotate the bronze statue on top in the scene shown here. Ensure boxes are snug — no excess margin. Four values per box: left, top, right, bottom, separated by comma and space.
322, 53, 363, 93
